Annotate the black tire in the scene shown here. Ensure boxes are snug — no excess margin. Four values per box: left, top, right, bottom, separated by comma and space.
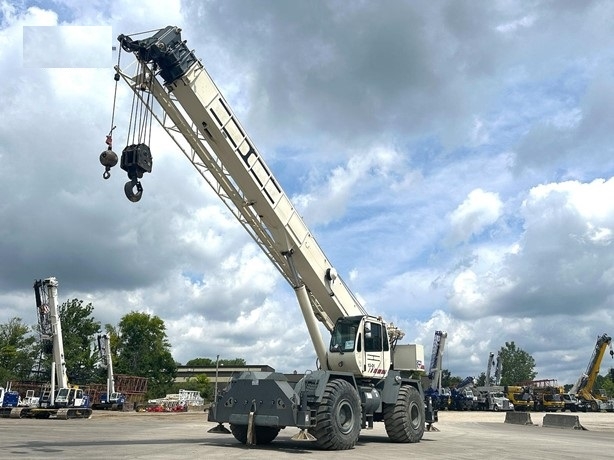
383, 385, 425, 443
312, 379, 361, 450
229, 424, 280, 445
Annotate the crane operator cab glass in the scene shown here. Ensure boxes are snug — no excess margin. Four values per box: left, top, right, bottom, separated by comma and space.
328, 315, 391, 377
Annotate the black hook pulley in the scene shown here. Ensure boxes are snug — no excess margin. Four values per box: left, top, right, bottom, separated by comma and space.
120, 143, 152, 202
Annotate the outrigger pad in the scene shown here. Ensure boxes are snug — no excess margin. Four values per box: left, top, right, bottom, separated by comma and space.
291, 429, 316, 441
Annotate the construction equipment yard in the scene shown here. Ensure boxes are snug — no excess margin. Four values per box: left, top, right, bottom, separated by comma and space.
1, 410, 614, 459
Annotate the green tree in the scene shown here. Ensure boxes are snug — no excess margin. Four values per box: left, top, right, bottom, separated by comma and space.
220, 358, 246, 366
58, 299, 101, 384
440, 369, 462, 388
0, 317, 38, 382
598, 374, 614, 398
499, 341, 537, 386
184, 357, 247, 367
185, 357, 215, 367
115, 312, 176, 399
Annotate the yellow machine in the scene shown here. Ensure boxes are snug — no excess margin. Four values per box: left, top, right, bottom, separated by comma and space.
570, 334, 614, 411
505, 385, 534, 411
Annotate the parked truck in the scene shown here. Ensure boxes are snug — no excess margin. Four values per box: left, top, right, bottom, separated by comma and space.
522, 379, 564, 412
505, 385, 534, 411
475, 352, 513, 411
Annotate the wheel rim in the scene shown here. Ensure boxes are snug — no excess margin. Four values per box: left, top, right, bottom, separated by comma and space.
409, 401, 421, 430
335, 399, 355, 434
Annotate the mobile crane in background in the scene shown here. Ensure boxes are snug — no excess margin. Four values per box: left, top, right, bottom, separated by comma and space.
91, 334, 126, 410
102, 26, 436, 450
425, 331, 449, 410
9, 278, 92, 419
569, 333, 614, 412
524, 379, 564, 412
450, 376, 477, 410
475, 352, 513, 411
504, 385, 534, 411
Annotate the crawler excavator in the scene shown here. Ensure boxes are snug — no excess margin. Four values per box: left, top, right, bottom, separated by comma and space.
569, 333, 614, 412
101, 26, 436, 450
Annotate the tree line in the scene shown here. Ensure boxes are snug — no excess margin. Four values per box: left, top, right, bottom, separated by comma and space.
0, 298, 242, 399
4, 303, 614, 399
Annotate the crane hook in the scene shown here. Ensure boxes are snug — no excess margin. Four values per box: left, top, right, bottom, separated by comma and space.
120, 143, 152, 202
100, 127, 118, 179
124, 178, 144, 202
100, 147, 118, 179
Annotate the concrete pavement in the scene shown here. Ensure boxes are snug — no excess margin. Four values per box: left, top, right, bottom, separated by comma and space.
1, 410, 613, 459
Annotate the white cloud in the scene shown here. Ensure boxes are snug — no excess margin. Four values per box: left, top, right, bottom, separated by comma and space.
293, 145, 406, 225
23, 25, 111, 68
496, 15, 536, 34
448, 189, 503, 245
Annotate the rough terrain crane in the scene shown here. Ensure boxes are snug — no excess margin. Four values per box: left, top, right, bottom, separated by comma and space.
91, 334, 126, 410
102, 26, 435, 450
9, 278, 92, 419
569, 333, 614, 412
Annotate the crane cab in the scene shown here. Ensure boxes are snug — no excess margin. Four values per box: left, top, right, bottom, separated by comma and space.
327, 315, 391, 378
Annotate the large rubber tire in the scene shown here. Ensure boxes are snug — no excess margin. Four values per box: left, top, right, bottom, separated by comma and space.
383, 385, 425, 443
312, 379, 361, 450
230, 424, 280, 445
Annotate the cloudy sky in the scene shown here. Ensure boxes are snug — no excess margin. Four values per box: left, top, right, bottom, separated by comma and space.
2, 0, 614, 386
